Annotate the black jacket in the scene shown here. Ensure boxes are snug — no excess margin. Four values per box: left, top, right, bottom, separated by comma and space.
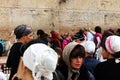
6, 42, 24, 80
54, 62, 95, 80
94, 58, 120, 80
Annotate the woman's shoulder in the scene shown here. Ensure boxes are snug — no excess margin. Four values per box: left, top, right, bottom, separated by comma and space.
79, 65, 95, 80
10, 42, 24, 54
12, 42, 23, 48
53, 69, 65, 80
54, 64, 68, 80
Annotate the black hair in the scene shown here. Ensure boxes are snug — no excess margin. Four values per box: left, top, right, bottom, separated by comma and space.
95, 26, 101, 33
73, 33, 85, 41
117, 28, 120, 36
70, 44, 85, 60
73, 29, 85, 41
111, 51, 120, 58
37, 29, 45, 35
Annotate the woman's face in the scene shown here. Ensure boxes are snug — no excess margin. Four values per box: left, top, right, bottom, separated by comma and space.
71, 57, 84, 69
24, 32, 33, 43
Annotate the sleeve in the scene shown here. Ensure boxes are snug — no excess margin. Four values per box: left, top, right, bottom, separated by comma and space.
88, 71, 95, 80
96, 37, 101, 48
6, 48, 13, 67
0, 71, 7, 80
6, 44, 22, 68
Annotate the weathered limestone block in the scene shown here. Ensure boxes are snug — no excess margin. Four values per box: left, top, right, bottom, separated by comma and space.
36, 0, 59, 9
11, 9, 34, 29
33, 9, 54, 32
100, 0, 120, 11
0, 0, 18, 7
0, 8, 11, 39
19, 0, 37, 8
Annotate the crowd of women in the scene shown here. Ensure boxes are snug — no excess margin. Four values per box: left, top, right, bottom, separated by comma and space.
0, 24, 120, 80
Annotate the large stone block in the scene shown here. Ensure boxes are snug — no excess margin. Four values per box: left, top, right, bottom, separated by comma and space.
11, 9, 34, 28
19, 0, 36, 8
0, 0, 18, 7
0, 8, 11, 39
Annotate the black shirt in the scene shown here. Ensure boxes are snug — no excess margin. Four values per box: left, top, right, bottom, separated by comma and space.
6, 42, 24, 80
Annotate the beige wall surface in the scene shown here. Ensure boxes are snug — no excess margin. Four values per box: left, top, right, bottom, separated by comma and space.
0, 0, 120, 39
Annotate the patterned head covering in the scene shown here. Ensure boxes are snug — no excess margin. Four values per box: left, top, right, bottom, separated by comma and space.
14, 24, 32, 39
105, 35, 120, 54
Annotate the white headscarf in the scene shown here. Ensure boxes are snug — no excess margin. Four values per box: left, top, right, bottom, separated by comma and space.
105, 35, 120, 54
23, 43, 58, 80
84, 41, 95, 54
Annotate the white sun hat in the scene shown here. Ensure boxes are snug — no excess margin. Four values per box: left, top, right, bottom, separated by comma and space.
23, 43, 58, 80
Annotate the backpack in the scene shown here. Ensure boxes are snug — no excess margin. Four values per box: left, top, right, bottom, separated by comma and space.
0, 38, 6, 53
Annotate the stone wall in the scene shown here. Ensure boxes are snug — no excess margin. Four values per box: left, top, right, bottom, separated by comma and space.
0, 0, 120, 40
